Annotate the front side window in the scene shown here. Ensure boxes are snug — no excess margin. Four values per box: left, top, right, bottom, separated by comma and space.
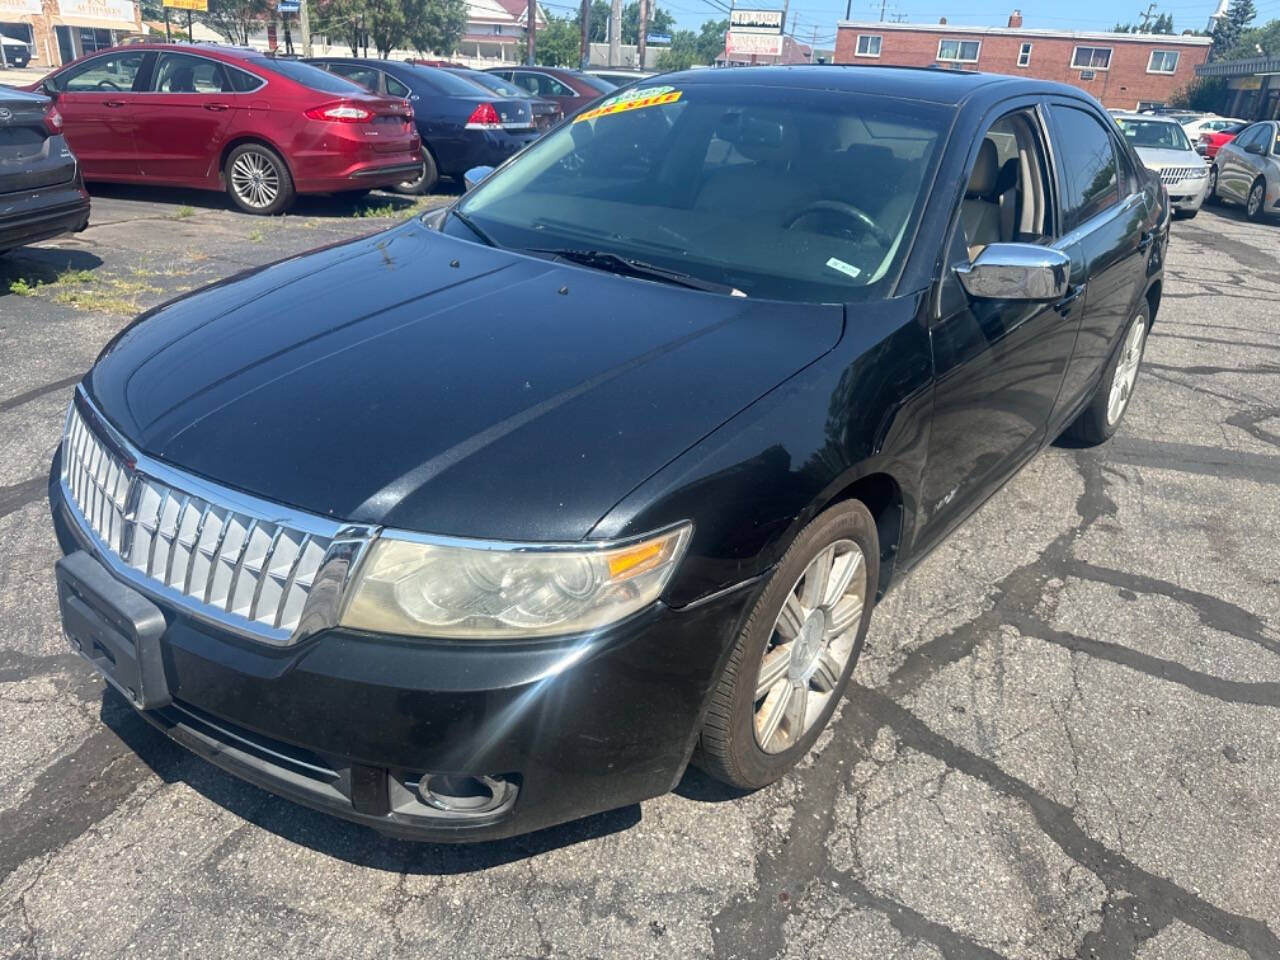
55, 50, 147, 92
151, 53, 228, 93
937, 39, 980, 62
1071, 46, 1112, 69
1147, 50, 1179, 73
1115, 118, 1191, 151
1017, 42, 1032, 66
453, 84, 950, 302
1050, 105, 1120, 231
856, 34, 882, 57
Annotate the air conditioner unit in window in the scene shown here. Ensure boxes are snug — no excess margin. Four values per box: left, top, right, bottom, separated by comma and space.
1080, 69, 1095, 80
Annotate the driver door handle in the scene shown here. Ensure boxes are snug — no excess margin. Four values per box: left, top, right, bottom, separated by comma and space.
1055, 283, 1085, 315
1138, 231, 1154, 252
103, 100, 126, 108
203, 102, 230, 112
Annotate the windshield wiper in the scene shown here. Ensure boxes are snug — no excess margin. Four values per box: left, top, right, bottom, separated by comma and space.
450, 207, 498, 247
526, 248, 744, 296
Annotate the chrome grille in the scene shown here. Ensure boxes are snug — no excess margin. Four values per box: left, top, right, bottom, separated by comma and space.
1159, 166, 1205, 184
60, 397, 373, 645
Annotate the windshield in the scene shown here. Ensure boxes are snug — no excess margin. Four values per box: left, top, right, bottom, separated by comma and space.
453, 82, 949, 302
256, 58, 366, 94
1116, 118, 1191, 151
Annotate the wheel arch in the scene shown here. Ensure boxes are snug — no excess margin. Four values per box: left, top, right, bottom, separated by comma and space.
810, 467, 907, 601
217, 136, 295, 186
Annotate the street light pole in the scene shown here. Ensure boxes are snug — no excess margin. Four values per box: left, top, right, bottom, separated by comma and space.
608, 0, 621, 67
637, 0, 647, 70
300, 0, 312, 57
580, 0, 590, 69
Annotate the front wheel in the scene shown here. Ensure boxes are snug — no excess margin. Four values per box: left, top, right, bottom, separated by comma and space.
224, 143, 295, 215
1206, 165, 1220, 205
1246, 178, 1267, 221
695, 500, 878, 790
1063, 301, 1150, 446
391, 148, 439, 196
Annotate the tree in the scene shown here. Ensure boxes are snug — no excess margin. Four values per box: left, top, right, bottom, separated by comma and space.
1113, 13, 1172, 33
656, 29, 697, 70
202, 0, 271, 45
622, 2, 673, 44
1222, 15, 1280, 58
405, 0, 467, 56
536, 16, 581, 66
695, 18, 727, 62
1212, 0, 1257, 57
1172, 75, 1226, 109
572, 0, 610, 43
309, 0, 365, 54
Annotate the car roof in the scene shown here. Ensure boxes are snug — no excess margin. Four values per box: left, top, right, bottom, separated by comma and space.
1112, 113, 1179, 123
656, 64, 1086, 106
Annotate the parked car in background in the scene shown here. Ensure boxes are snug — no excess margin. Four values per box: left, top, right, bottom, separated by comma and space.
50, 66, 1166, 842
443, 66, 562, 131
484, 66, 615, 115
27, 45, 420, 214
1115, 114, 1208, 218
308, 58, 539, 193
1197, 121, 1248, 159
1208, 120, 1280, 221
0, 86, 90, 254
1182, 114, 1244, 141
586, 68, 654, 87
1, 34, 32, 67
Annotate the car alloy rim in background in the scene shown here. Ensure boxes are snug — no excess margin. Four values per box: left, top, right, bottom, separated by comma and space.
1248, 183, 1264, 217
1208, 166, 1217, 195
753, 539, 867, 754
1107, 315, 1146, 426
231, 151, 280, 209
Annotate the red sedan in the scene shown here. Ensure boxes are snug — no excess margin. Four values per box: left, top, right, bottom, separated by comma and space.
1197, 122, 1248, 161
27, 44, 422, 214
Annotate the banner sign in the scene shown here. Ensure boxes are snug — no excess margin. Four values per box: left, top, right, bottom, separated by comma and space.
729, 9, 783, 34
163, 0, 209, 11
57, 0, 137, 22
726, 31, 783, 56
0, 0, 42, 16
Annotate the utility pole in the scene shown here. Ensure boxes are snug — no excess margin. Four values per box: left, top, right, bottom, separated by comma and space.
526, 0, 536, 64
608, 0, 621, 67
300, 0, 312, 57
879, 0, 887, 20
637, 0, 647, 69
580, 0, 590, 68
1137, 1, 1156, 31
844, 0, 851, 20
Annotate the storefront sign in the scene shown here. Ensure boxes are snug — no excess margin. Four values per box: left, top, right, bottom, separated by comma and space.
730, 9, 783, 34
163, 0, 209, 10
57, 0, 137, 23
726, 31, 784, 56
0, 0, 43, 15
1228, 75, 1263, 90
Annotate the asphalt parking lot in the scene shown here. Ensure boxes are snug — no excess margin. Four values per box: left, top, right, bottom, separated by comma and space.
1, 188, 1278, 959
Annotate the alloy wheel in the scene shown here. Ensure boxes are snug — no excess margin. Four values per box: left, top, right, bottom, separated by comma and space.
753, 539, 867, 754
1107, 316, 1146, 426
230, 151, 280, 210
1248, 182, 1264, 218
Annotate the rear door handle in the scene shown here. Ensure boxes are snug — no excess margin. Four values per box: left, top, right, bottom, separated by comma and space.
1138, 231, 1154, 252
203, 102, 230, 112
103, 99, 126, 108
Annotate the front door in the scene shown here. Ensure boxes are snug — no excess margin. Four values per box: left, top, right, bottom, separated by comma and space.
918, 104, 1086, 550
51, 49, 150, 180
133, 52, 237, 183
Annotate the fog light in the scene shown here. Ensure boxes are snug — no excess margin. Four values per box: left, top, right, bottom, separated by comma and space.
417, 774, 513, 815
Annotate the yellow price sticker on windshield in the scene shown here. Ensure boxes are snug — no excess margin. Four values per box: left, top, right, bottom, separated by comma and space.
574, 88, 682, 124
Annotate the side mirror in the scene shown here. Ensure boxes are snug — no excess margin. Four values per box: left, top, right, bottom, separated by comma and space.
463, 165, 494, 191
1244, 142, 1264, 155
954, 243, 1070, 302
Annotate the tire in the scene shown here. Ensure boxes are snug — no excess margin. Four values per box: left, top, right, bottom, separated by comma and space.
1206, 165, 1220, 205
1246, 177, 1267, 222
1063, 300, 1150, 446
695, 500, 879, 790
391, 148, 439, 196
224, 143, 295, 215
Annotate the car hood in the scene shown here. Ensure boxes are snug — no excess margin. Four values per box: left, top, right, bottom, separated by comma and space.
1136, 146, 1204, 169
85, 221, 843, 542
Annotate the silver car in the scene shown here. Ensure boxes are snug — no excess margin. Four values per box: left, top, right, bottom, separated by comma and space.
1114, 114, 1210, 218
1209, 120, 1280, 222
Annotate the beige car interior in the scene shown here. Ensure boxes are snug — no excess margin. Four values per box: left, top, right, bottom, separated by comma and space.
962, 112, 1052, 260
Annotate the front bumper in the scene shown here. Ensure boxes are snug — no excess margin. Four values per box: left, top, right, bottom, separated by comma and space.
50, 472, 753, 842
0, 180, 90, 251
1167, 176, 1209, 213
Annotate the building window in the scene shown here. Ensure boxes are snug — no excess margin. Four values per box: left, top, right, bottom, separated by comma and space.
937, 39, 980, 63
1071, 46, 1112, 70
1017, 42, 1032, 67
855, 34, 882, 57
1147, 50, 1179, 73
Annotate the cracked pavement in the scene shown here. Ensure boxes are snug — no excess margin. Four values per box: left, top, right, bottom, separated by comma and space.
1, 188, 1278, 959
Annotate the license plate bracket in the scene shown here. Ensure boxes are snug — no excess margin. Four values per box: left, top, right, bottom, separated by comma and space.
56, 551, 171, 709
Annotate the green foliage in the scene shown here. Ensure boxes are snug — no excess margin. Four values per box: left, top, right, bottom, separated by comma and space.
201, 0, 270, 45
535, 16, 582, 66
1211, 0, 1257, 57
622, 2, 673, 44
404, 0, 467, 55
573, 0, 610, 43
656, 29, 698, 70
1112, 13, 1173, 33
696, 18, 728, 62
1171, 75, 1227, 110
1221, 16, 1280, 59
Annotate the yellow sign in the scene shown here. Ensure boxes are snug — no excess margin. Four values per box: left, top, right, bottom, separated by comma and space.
163, 0, 209, 11
574, 88, 682, 124
1228, 75, 1263, 90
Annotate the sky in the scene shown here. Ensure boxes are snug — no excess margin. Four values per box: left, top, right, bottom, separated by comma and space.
654, 0, 1280, 50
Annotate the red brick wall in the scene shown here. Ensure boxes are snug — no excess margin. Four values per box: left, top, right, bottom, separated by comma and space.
834, 27, 1210, 109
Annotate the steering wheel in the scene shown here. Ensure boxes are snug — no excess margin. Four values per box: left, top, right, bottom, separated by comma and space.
784, 200, 894, 247
96, 79, 122, 91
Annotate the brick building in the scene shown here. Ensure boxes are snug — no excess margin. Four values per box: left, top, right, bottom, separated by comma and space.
834, 12, 1212, 111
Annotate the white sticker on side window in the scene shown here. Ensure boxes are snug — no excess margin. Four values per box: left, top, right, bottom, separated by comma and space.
826, 257, 862, 279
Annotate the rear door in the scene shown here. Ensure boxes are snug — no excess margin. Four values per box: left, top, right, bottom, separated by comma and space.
510, 70, 580, 114
0, 95, 77, 195
1219, 124, 1266, 203
49, 49, 151, 179
1046, 101, 1151, 424
133, 52, 238, 183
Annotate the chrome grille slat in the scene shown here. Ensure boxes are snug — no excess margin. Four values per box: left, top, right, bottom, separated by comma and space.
1159, 165, 1203, 185
58, 400, 364, 644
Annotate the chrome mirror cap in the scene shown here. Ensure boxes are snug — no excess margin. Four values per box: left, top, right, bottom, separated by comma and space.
463, 165, 495, 191
954, 243, 1071, 302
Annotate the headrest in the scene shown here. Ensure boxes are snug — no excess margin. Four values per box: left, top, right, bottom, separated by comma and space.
966, 139, 998, 199
995, 156, 1019, 196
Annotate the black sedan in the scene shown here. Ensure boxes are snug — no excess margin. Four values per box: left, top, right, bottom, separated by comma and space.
0, 86, 90, 255
49, 67, 1165, 842
306, 58, 539, 193
444, 66, 563, 131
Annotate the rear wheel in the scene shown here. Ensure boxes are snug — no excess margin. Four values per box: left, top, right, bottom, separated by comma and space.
1063, 300, 1149, 446
224, 143, 295, 216
1206, 164, 1220, 205
696, 500, 877, 790
1246, 177, 1267, 221
391, 148, 438, 196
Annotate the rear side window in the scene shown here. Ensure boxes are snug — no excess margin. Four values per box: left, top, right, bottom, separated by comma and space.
56, 51, 147, 92
386, 74, 410, 98
225, 66, 263, 92
152, 53, 227, 93
257, 58, 365, 94
1049, 105, 1120, 231
326, 63, 381, 92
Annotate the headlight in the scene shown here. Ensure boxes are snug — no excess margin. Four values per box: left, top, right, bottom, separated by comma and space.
340, 523, 692, 639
